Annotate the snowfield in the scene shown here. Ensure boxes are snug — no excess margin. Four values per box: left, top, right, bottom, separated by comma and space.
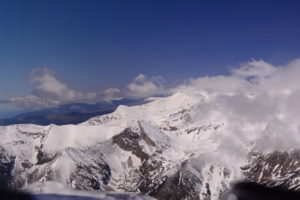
2, 86, 300, 199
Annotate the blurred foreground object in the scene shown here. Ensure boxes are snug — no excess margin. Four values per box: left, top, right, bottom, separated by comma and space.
0, 190, 32, 200
224, 182, 300, 200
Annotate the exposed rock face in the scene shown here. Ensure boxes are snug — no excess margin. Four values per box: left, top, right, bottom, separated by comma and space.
151, 168, 202, 200
112, 128, 150, 161
36, 147, 57, 165
242, 151, 300, 191
0, 148, 15, 189
0, 123, 214, 200
111, 126, 203, 199
69, 154, 111, 191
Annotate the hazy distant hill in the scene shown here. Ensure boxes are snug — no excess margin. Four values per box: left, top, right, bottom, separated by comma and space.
0, 99, 143, 125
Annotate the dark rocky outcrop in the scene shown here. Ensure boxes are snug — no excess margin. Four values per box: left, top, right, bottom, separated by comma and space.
112, 128, 150, 161
0, 148, 15, 189
151, 169, 202, 200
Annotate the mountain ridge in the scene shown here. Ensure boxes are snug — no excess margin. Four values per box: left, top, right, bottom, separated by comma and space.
1, 92, 300, 199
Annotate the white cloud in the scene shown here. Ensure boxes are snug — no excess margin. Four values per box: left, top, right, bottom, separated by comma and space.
102, 88, 121, 102
125, 74, 167, 98
29, 68, 93, 104
1, 69, 169, 109
171, 58, 300, 153
133, 74, 147, 82
230, 59, 277, 79
3, 68, 121, 108
3, 58, 300, 165
3, 56, 300, 141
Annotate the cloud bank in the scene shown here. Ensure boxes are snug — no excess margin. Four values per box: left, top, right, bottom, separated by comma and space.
2, 58, 300, 159
171, 58, 300, 156
2, 58, 300, 128
4, 68, 122, 108
3, 58, 300, 178
1, 67, 169, 109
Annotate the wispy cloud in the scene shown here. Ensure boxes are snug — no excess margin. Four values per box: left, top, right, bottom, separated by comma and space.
230, 59, 278, 79
0, 68, 168, 109
2, 58, 300, 125
125, 74, 167, 98
2, 68, 121, 108
3, 58, 300, 167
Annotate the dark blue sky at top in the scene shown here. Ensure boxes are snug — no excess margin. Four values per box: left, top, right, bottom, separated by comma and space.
0, 0, 300, 99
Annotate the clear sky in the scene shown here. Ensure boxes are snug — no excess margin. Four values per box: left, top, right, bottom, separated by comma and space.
0, 0, 300, 116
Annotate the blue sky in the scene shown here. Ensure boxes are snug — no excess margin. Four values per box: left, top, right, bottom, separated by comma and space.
0, 0, 300, 117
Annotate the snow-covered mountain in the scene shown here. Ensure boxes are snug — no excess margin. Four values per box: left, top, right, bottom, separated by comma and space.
1, 91, 300, 200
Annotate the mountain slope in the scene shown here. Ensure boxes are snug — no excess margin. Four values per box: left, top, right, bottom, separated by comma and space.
0, 92, 299, 200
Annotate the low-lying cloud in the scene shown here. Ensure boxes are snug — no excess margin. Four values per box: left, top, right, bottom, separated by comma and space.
0, 68, 168, 109
171, 58, 300, 156
2, 58, 300, 130
29, 68, 95, 103
3, 58, 300, 180
125, 74, 167, 98
4, 68, 122, 108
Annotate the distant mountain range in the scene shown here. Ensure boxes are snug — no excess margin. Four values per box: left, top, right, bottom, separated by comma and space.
0, 99, 144, 125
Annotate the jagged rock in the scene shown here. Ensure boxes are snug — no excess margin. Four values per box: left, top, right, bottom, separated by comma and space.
151, 169, 202, 200
242, 151, 300, 190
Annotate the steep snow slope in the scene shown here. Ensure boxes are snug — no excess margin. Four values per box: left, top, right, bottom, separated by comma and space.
1, 92, 300, 200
